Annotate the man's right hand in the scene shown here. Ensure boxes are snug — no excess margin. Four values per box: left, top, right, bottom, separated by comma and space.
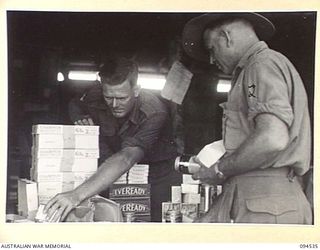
74, 116, 94, 126
43, 190, 82, 222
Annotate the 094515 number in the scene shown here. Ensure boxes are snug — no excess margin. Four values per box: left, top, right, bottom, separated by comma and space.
300, 244, 318, 249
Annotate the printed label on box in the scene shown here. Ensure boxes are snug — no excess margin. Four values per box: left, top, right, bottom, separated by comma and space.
109, 184, 151, 198
32, 124, 99, 135
33, 134, 99, 149
181, 203, 199, 223
161, 202, 181, 222
32, 148, 100, 159
112, 198, 151, 214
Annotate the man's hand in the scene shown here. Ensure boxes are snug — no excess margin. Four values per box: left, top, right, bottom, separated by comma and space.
43, 190, 81, 222
74, 116, 94, 126
191, 157, 224, 185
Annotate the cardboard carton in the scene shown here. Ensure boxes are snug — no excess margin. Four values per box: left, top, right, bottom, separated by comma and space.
171, 186, 182, 203
18, 179, 38, 219
182, 193, 201, 204
33, 134, 99, 149
32, 148, 100, 159
181, 184, 200, 194
32, 157, 98, 172
112, 198, 151, 215
109, 184, 151, 198
32, 124, 99, 136
32, 171, 95, 183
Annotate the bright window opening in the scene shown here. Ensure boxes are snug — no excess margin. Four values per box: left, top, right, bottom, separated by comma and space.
217, 79, 231, 93
57, 72, 65, 82
68, 70, 99, 81
137, 73, 166, 90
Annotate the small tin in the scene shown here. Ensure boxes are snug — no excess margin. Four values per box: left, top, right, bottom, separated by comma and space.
174, 155, 200, 174
123, 212, 136, 222
165, 210, 182, 223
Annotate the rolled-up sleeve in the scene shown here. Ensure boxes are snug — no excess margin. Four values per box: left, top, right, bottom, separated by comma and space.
245, 61, 294, 127
121, 112, 168, 153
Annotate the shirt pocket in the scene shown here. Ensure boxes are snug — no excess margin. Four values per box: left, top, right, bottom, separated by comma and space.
219, 102, 247, 151
245, 196, 299, 224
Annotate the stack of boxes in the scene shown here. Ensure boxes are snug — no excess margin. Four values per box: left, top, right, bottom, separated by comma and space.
30, 124, 100, 205
162, 174, 201, 223
162, 175, 223, 222
161, 140, 225, 222
109, 164, 151, 222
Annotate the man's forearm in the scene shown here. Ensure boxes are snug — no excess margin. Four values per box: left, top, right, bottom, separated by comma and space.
73, 147, 144, 201
219, 113, 289, 177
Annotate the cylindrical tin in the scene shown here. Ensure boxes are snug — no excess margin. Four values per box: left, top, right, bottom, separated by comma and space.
174, 155, 201, 174
165, 210, 182, 223
199, 184, 213, 214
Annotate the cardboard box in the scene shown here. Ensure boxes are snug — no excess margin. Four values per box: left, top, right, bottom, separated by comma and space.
38, 195, 54, 205
32, 171, 95, 183
182, 193, 201, 204
197, 140, 226, 168
33, 134, 99, 149
32, 148, 100, 159
112, 198, 151, 215
171, 186, 182, 203
32, 124, 99, 136
181, 184, 200, 194
130, 164, 149, 171
182, 174, 201, 185
181, 203, 199, 223
18, 179, 38, 219
161, 202, 181, 222
127, 180, 148, 184
32, 157, 98, 172
109, 184, 151, 198
37, 181, 75, 197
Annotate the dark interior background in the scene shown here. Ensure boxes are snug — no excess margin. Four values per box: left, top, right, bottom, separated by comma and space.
6, 11, 316, 213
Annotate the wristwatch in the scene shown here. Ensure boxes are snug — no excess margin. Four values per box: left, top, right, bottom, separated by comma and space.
214, 162, 225, 180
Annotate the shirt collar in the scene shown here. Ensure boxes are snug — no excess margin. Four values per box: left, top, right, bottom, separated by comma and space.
127, 96, 140, 125
233, 41, 269, 75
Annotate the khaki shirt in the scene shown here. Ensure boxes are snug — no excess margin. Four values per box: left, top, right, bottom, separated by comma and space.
220, 41, 311, 175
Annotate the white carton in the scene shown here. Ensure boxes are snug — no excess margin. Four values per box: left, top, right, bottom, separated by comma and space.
130, 164, 149, 171
32, 124, 99, 135
33, 171, 95, 183
33, 134, 99, 149
32, 148, 100, 159
197, 140, 226, 168
182, 174, 201, 184
171, 186, 182, 203
32, 157, 98, 172
37, 181, 75, 197
181, 203, 199, 223
181, 184, 200, 194
182, 193, 201, 204
18, 179, 38, 219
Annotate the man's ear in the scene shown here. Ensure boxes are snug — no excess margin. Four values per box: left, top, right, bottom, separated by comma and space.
133, 84, 141, 97
221, 30, 232, 47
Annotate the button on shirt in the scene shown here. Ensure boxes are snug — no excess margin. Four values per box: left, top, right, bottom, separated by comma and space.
220, 41, 311, 176
69, 85, 178, 164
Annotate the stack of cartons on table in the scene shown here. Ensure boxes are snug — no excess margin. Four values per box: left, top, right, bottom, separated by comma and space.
162, 141, 226, 222
30, 124, 99, 205
162, 174, 200, 223
109, 164, 151, 222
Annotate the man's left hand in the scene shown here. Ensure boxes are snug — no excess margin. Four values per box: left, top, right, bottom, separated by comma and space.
192, 161, 225, 185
